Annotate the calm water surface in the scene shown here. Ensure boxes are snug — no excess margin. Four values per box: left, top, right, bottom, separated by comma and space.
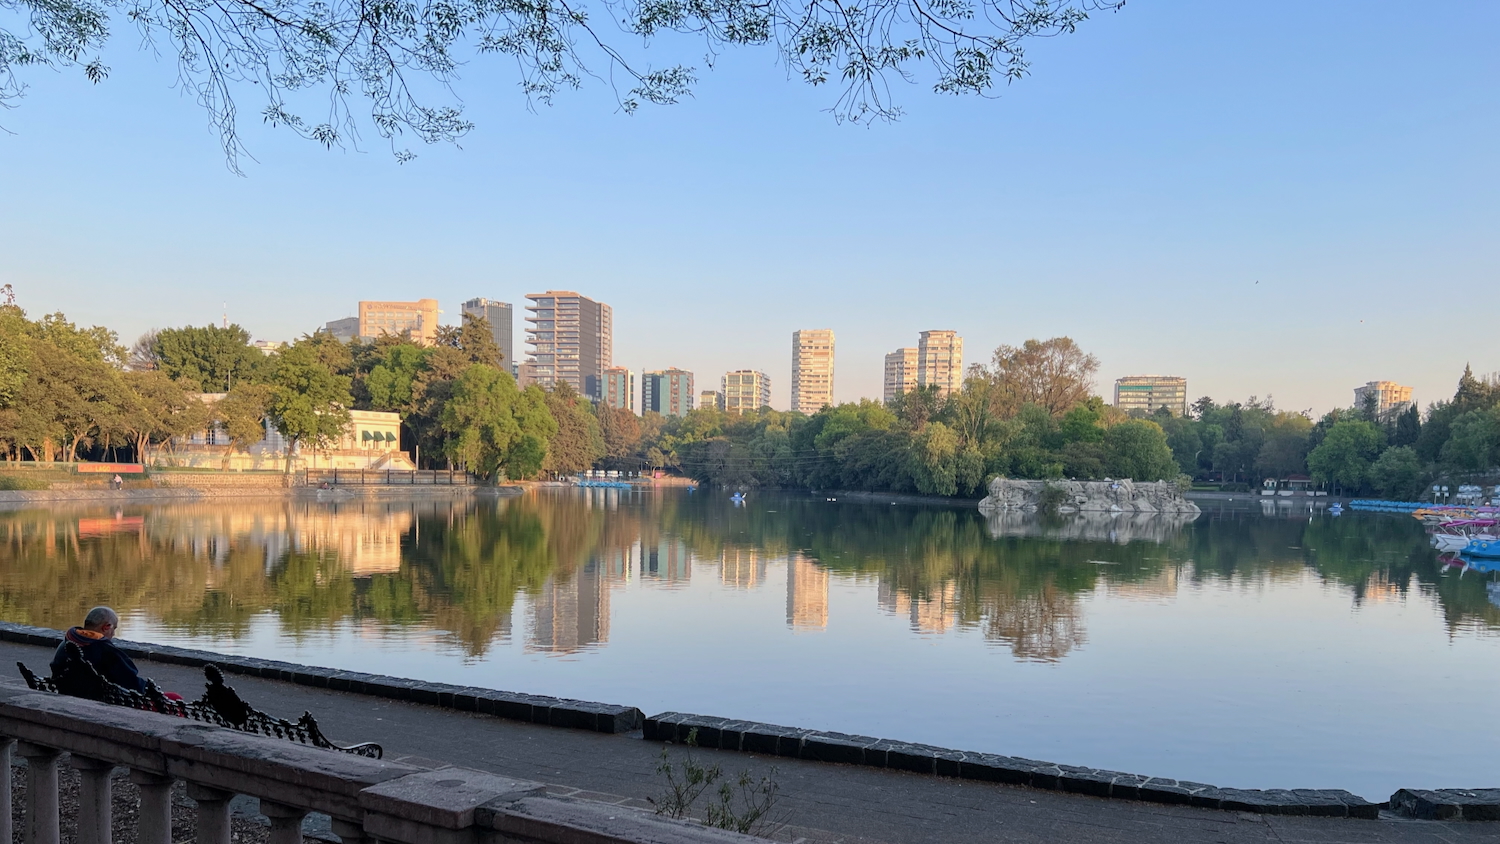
2, 489, 1496, 799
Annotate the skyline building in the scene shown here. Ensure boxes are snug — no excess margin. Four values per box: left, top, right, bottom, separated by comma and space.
461, 298, 514, 373
723, 370, 772, 414
916, 330, 963, 397
1114, 376, 1189, 416
642, 369, 695, 417
603, 367, 635, 412
883, 347, 918, 404
791, 329, 836, 414
527, 562, 611, 654
523, 291, 613, 399
1353, 380, 1414, 419
699, 390, 724, 412
324, 299, 441, 345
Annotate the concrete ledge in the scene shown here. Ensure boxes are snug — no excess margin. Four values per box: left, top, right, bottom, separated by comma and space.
1390, 789, 1500, 821
642, 712, 1384, 819
487, 796, 760, 844
0, 621, 643, 735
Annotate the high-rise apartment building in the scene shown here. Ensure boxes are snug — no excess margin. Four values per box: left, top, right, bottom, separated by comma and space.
883, 347, 918, 404
791, 329, 835, 414
916, 330, 963, 397
642, 369, 694, 417
722, 371, 771, 414
1114, 376, 1189, 416
523, 291, 613, 399
1353, 381, 1414, 419
461, 298, 514, 371
699, 390, 724, 412
603, 367, 635, 412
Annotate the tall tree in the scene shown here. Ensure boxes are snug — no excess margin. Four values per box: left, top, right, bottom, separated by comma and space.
1103, 420, 1178, 482
1307, 420, 1385, 493
151, 325, 266, 391
118, 371, 212, 462
215, 383, 275, 453
541, 383, 606, 475
979, 337, 1099, 418
266, 345, 353, 472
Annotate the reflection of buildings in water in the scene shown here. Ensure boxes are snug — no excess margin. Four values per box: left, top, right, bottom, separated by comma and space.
527, 560, 611, 654
1356, 570, 1405, 605
984, 510, 1195, 544
641, 539, 691, 585
982, 584, 1086, 662
1105, 566, 1178, 601
877, 580, 959, 634
143, 503, 414, 576
720, 548, 768, 589
786, 555, 829, 630
292, 508, 413, 575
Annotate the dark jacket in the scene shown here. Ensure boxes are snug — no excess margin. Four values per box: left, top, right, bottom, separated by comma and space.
51, 627, 147, 693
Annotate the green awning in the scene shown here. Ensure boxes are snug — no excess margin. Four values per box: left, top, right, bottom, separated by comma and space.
384, 431, 397, 442
361, 431, 373, 442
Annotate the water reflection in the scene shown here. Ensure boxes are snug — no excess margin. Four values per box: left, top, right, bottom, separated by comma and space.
1, 491, 1497, 665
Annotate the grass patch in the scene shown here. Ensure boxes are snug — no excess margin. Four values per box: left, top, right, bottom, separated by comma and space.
0, 475, 53, 491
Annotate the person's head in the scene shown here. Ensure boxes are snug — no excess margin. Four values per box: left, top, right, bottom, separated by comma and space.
83, 606, 120, 639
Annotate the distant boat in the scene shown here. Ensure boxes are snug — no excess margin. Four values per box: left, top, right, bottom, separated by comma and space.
730, 492, 746, 502
1328, 503, 1343, 516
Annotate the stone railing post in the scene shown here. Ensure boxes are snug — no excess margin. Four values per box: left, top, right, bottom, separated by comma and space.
128, 770, 174, 844
261, 800, 309, 844
17, 741, 61, 844
186, 783, 234, 844
67, 756, 116, 844
0, 737, 14, 844
329, 817, 371, 844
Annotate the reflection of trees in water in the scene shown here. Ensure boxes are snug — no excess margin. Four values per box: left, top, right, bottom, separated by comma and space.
2, 494, 1496, 663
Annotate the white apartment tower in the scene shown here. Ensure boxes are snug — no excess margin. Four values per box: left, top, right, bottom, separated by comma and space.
723, 371, 772, 414
791, 329, 836, 414
916, 330, 964, 397
883, 348, 918, 404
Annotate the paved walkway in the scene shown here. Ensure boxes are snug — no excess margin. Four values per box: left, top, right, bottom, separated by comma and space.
2, 640, 1492, 844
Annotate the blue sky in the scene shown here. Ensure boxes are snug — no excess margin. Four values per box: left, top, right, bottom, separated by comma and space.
2, 2, 1496, 414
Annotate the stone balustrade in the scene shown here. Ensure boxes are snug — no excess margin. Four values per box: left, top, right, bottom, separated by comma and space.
0, 684, 751, 844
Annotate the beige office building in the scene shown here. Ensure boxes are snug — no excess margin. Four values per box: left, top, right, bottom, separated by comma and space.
1354, 381, 1414, 419
791, 329, 836, 414
916, 330, 964, 397
325, 299, 441, 344
723, 370, 771, 414
883, 348, 918, 403
524, 291, 613, 400
699, 390, 724, 412
786, 555, 829, 631
1114, 376, 1189, 416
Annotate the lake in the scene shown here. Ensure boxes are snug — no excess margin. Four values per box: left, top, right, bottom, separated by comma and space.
2, 488, 1496, 799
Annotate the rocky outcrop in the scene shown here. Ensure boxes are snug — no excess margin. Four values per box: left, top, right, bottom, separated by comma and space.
978, 478, 1201, 516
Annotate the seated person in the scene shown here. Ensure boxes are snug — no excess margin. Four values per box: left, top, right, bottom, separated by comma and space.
51, 606, 148, 693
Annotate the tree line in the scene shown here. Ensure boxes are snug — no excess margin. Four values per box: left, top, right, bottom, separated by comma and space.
0, 298, 609, 476
5, 293, 1497, 499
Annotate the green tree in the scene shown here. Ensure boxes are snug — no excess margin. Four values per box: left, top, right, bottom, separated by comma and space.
540, 383, 606, 475
151, 325, 266, 391
596, 404, 642, 465
977, 337, 1099, 417
215, 383, 275, 452
1440, 409, 1500, 474
1369, 446, 1423, 500
1307, 420, 1385, 493
1392, 404, 1421, 447
1102, 419, 1177, 481
119, 370, 212, 462
438, 365, 558, 479
266, 345, 353, 472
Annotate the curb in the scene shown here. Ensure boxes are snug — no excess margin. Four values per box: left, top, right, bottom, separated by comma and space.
0, 621, 642, 734
643, 712, 1383, 819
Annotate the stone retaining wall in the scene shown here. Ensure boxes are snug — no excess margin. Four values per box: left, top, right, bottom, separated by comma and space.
4, 621, 1494, 821
0, 622, 640, 734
